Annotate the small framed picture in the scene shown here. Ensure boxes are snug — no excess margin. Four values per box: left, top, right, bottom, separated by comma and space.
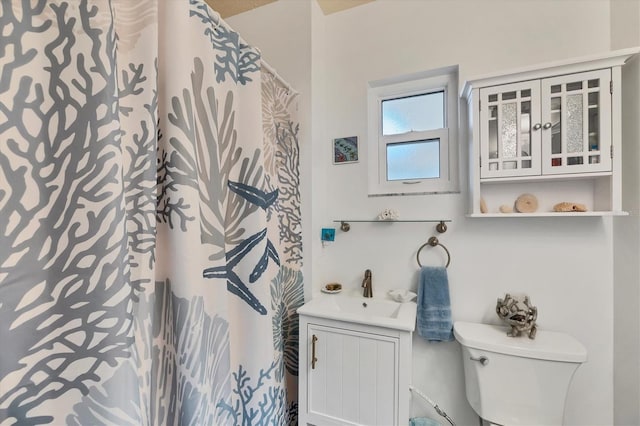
333, 136, 358, 164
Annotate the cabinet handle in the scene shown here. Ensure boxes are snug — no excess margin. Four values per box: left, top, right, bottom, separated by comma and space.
532, 123, 542, 130
543, 122, 552, 130
311, 335, 318, 369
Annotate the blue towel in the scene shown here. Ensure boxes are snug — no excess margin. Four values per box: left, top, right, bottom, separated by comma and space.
417, 266, 453, 342
409, 417, 442, 426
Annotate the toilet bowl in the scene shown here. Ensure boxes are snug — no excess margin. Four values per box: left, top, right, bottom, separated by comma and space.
454, 321, 587, 426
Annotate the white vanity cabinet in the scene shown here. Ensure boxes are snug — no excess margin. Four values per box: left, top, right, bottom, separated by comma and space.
298, 315, 412, 426
464, 48, 639, 216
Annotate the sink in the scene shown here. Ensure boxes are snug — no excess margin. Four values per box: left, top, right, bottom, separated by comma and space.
297, 293, 417, 331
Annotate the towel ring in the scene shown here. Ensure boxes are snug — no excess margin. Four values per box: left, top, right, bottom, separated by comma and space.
416, 236, 451, 268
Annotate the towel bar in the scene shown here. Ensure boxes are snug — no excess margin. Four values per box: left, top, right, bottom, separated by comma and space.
416, 236, 451, 268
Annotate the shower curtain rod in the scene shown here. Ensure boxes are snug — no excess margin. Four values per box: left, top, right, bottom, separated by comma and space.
209, 9, 299, 96
258, 55, 298, 96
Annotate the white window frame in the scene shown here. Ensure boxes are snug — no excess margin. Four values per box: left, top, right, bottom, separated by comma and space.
367, 65, 459, 196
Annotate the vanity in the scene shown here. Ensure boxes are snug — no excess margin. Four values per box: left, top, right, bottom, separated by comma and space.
297, 294, 417, 426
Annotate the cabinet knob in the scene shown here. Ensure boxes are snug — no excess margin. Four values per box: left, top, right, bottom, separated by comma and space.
532, 123, 542, 130
543, 122, 553, 130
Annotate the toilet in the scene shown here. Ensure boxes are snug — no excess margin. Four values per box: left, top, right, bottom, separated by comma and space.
453, 321, 587, 426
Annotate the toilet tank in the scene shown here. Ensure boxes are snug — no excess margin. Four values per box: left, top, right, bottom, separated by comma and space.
454, 322, 587, 426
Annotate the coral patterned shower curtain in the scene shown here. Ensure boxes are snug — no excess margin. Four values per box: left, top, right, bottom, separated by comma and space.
0, 1, 303, 425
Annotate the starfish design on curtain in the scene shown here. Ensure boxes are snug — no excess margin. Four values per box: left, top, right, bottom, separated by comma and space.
203, 181, 280, 314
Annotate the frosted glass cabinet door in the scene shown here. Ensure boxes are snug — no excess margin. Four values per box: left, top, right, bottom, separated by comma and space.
540, 69, 612, 175
479, 81, 541, 178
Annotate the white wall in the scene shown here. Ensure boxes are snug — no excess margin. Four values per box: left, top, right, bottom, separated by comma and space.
611, 1, 640, 424
318, 2, 612, 425
229, 1, 627, 425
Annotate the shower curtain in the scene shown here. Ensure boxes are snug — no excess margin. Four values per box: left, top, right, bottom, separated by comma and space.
0, 1, 303, 425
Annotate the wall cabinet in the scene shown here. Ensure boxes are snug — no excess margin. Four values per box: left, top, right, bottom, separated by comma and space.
464, 48, 639, 216
480, 69, 611, 178
298, 315, 412, 426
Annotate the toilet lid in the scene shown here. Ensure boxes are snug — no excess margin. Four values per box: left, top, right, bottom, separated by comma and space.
453, 321, 587, 363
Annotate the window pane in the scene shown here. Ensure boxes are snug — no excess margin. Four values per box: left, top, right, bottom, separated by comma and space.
566, 81, 583, 91
387, 139, 440, 180
551, 97, 562, 154
488, 106, 498, 159
520, 101, 531, 156
567, 94, 583, 153
588, 96, 599, 151
382, 91, 444, 135
501, 103, 517, 158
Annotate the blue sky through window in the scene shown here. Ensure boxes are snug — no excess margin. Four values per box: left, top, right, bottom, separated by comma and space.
382, 91, 444, 135
387, 139, 440, 180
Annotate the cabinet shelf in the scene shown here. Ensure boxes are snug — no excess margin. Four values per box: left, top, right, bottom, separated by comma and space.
468, 211, 628, 218
480, 171, 612, 184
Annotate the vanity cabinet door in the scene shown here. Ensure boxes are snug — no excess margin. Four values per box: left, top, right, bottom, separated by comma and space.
305, 323, 399, 426
540, 69, 612, 175
479, 80, 541, 178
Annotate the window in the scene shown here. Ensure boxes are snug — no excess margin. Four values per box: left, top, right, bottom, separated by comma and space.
367, 66, 459, 195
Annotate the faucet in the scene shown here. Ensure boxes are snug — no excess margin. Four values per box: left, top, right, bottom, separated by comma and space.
362, 269, 373, 298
